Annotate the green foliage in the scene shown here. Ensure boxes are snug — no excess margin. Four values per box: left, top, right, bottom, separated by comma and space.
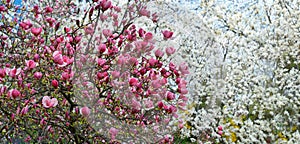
173, 131, 197, 144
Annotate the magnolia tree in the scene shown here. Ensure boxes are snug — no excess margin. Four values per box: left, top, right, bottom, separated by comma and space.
0, 0, 190, 143
166, 0, 300, 143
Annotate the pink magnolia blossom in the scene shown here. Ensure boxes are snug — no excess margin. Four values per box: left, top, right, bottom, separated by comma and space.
0, 86, 7, 96
218, 130, 223, 136
178, 80, 187, 89
19, 20, 32, 30
84, 25, 94, 35
179, 95, 188, 102
46, 17, 56, 27
144, 99, 154, 109
100, 0, 112, 11
155, 49, 164, 57
67, 36, 73, 43
16, 106, 20, 115
21, 105, 29, 115
109, 127, 119, 140
7, 67, 21, 77
151, 79, 161, 89
25, 60, 36, 69
160, 78, 168, 85
44, 6, 53, 13
138, 28, 145, 37
165, 47, 176, 56
31, 27, 42, 36
131, 99, 141, 110
162, 30, 173, 40
179, 123, 184, 129
54, 21, 60, 31
24, 136, 31, 142
0, 68, 6, 78
51, 79, 59, 88
134, 41, 148, 52
98, 44, 106, 53
113, 6, 121, 12
129, 78, 139, 86
52, 51, 72, 67
100, 14, 108, 21
97, 72, 108, 80
102, 29, 112, 37
128, 57, 138, 66
168, 105, 177, 114
80, 106, 90, 117
56, 36, 64, 43
39, 38, 45, 43
218, 125, 223, 131
151, 12, 158, 22
8, 89, 21, 99
11, 113, 15, 121
64, 27, 71, 33
178, 88, 188, 94
34, 72, 42, 79
178, 102, 186, 107
33, 5, 39, 13
176, 78, 187, 85
148, 58, 157, 67
59, 56, 73, 67
169, 62, 176, 72
53, 51, 64, 65
97, 58, 106, 66
40, 118, 46, 125
111, 71, 120, 79
65, 56, 74, 65
139, 7, 150, 17
117, 55, 128, 65
61, 71, 74, 81
179, 62, 189, 75
0, 6, 6, 12
166, 91, 175, 101
1, 35, 8, 40
33, 54, 39, 61
157, 101, 164, 109
144, 32, 153, 41
74, 36, 82, 43
163, 135, 174, 143
42, 96, 58, 108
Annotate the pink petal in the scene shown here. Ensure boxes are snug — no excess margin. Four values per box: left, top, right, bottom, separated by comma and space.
42, 96, 51, 108
53, 50, 61, 57
51, 98, 58, 107
80, 106, 90, 117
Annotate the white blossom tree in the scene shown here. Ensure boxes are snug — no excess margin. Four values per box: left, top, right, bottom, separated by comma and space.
168, 0, 300, 143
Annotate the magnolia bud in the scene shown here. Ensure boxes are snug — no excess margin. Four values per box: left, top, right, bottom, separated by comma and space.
51, 79, 58, 88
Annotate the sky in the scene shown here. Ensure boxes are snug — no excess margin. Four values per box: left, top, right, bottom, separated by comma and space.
14, 0, 22, 5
